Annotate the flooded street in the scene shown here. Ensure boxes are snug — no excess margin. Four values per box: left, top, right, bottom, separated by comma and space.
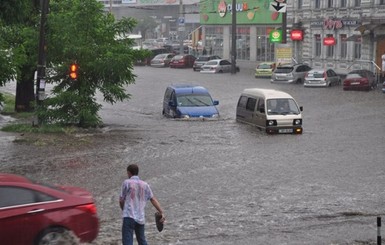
1, 65, 385, 244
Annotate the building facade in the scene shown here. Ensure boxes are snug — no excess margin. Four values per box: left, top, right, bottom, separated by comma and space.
287, 0, 385, 74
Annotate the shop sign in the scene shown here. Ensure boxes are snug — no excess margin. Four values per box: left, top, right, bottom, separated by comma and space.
290, 30, 303, 41
270, 30, 282, 43
310, 18, 361, 29
323, 37, 336, 46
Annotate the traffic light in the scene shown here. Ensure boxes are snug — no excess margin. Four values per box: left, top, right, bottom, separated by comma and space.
69, 63, 78, 80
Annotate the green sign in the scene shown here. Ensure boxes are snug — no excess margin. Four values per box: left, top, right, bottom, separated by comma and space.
269, 30, 282, 43
200, 0, 282, 25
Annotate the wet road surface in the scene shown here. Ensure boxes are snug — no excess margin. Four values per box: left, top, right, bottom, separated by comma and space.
1, 65, 385, 245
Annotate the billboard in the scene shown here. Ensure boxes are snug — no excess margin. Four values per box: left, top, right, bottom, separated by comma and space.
200, 0, 282, 25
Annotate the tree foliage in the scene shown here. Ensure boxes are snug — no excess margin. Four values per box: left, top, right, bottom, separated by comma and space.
36, 0, 140, 127
134, 16, 157, 40
0, 0, 39, 108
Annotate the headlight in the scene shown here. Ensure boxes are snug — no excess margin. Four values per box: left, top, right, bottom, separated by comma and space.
293, 119, 302, 125
211, 114, 219, 118
267, 120, 277, 126
181, 115, 190, 119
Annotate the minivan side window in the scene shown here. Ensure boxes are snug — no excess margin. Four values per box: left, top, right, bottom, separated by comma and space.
257, 98, 265, 113
246, 98, 257, 111
164, 88, 172, 101
237, 96, 248, 108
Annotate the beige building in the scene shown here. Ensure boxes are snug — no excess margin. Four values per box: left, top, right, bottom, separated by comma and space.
286, 0, 385, 74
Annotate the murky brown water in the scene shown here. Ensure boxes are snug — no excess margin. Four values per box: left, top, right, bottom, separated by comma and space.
1, 65, 385, 245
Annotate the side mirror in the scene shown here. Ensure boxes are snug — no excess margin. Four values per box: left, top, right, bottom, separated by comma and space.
168, 101, 176, 107
300, 106, 303, 111
213, 100, 219, 105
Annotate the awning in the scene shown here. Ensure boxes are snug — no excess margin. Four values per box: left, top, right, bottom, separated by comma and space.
346, 34, 361, 41
354, 23, 385, 34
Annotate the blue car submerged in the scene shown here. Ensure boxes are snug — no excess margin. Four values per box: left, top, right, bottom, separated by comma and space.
162, 84, 220, 119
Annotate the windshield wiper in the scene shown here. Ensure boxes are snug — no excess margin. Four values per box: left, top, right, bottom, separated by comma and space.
193, 98, 210, 106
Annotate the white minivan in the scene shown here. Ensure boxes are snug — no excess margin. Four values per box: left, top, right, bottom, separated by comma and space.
236, 88, 303, 134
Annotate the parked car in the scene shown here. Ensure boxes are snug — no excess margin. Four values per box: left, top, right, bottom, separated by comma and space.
304, 68, 341, 87
193, 55, 221, 71
200, 59, 240, 73
271, 63, 312, 84
150, 53, 175, 67
255, 62, 276, 78
162, 84, 219, 119
169, 54, 196, 68
343, 70, 377, 91
0, 173, 99, 244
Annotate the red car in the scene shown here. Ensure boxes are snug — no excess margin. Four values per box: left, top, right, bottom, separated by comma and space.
169, 54, 196, 68
0, 173, 99, 244
343, 69, 377, 91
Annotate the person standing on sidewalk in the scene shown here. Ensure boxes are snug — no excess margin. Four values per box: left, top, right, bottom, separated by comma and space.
119, 164, 165, 245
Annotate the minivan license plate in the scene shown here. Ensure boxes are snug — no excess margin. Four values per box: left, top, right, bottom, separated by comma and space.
279, 128, 293, 133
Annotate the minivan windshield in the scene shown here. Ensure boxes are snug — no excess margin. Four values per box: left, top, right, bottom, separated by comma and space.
177, 94, 214, 107
266, 98, 300, 115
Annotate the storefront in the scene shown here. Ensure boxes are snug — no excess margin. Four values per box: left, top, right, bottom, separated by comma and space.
198, 0, 282, 62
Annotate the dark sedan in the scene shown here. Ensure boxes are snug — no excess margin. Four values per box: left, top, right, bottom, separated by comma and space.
343, 70, 377, 91
0, 173, 99, 244
169, 54, 196, 68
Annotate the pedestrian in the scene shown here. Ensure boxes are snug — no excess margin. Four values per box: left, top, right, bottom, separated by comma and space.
202, 47, 207, 55
119, 164, 165, 245
382, 51, 385, 82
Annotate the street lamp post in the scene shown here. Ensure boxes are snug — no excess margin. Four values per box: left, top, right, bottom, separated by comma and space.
231, 0, 237, 74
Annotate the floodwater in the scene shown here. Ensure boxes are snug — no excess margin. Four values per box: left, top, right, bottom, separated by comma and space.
1, 65, 385, 245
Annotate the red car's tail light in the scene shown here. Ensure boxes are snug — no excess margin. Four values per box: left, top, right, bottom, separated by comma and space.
77, 203, 97, 215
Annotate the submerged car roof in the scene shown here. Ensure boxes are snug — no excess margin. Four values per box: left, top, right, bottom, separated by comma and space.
169, 84, 210, 95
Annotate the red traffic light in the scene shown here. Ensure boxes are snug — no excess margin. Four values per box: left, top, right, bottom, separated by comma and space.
69, 63, 78, 80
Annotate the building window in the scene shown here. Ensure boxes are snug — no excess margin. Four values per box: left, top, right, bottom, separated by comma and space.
326, 45, 334, 58
315, 0, 321, 8
328, 0, 333, 8
340, 34, 347, 58
354, 0, 361, 6
315, 34, 321, 57
297, 0, 303, 9
340, 0, 346, 7
380, 0, 385, 5
354, 37, 361, 59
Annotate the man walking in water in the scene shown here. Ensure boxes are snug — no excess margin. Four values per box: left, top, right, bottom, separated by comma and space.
119, 164, 165, 245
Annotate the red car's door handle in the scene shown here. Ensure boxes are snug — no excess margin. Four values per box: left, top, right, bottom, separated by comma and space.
27, 208, 45, 214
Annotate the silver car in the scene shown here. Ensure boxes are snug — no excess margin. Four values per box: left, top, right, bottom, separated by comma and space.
150, 53, 175, 67
193, 55, 221, 71
271, 64, 312, 84
304, 69, 341, 87
200, 59, 240, 74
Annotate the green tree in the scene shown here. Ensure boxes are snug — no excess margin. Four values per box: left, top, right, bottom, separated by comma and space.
36, 0, 140, 127
134, 16, 157, 40
0, 0, 39, 112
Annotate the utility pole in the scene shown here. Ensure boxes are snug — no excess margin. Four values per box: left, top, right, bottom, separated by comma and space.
36, 0, 49, 122
231, 0, 237, 74
282, 12, 287, 44
179, 0, 185, 55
